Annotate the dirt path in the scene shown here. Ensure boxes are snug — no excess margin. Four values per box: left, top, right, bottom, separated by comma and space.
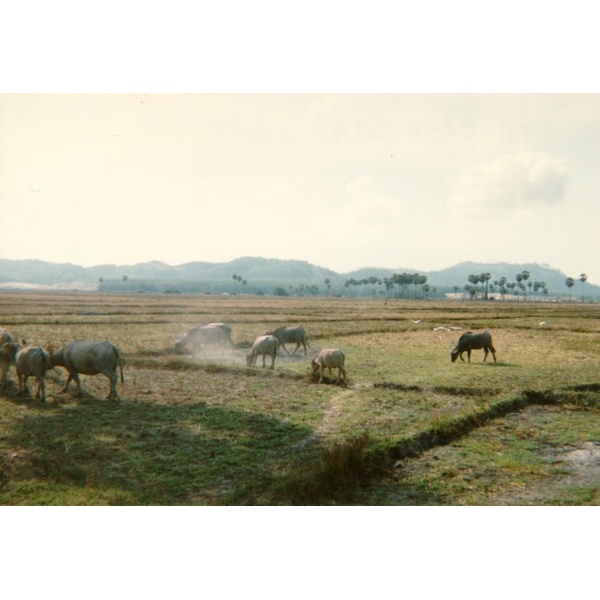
315, 387, 355, 436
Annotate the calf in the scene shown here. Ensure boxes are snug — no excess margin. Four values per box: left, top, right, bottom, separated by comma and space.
246, 335, 279, 370
1, 342, 51, 401
451, 331, 497, 363
0, 328, 19, 384
311, 348, 347, 384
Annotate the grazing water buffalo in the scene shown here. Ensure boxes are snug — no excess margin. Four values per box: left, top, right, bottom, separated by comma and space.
264, 326, 310, 356
451, 331, 497, 363
311, 348, 347, 384
175, 323, 234, 357
0, 328, 19, 384
246, 335, 279, 370
49, 341, 125, 400
1, 342, 51, 401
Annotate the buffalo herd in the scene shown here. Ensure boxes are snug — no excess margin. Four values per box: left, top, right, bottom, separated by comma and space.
1, 320, 497, 402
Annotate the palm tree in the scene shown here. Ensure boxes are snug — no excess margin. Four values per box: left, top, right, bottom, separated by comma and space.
515, 273, 523, 300
521, 270, 530, 300
393, 273, 411, 298
480, 272, 491, 300
368, 276, 379, 297
413, 274, 427, 299
580, 273, 588, 302
468, 274, 481, 299
565, 277, 575, 301
498, 276, 507, 301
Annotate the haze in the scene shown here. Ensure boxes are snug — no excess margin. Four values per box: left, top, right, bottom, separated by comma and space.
1, 94, 599, 282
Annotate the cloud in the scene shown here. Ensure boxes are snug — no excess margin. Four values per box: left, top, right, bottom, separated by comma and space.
341, 175, 405, 229
448, 152, 568, 217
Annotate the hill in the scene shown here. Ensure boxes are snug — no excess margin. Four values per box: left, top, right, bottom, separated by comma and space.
0, 257, 596, 298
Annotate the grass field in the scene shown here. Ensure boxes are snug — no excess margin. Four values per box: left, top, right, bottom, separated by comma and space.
1, 292, 599, 505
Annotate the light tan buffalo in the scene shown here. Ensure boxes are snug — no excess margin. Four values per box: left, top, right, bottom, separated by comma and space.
311, 349, 347, 384
246, 335, 279, 370
0, 328, 19, 384
1, 342, 51, 401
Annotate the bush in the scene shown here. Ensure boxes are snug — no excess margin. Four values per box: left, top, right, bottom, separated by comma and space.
273, 432, 371, 504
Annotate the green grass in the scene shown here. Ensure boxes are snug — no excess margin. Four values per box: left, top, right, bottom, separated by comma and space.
1, 293, 600, 504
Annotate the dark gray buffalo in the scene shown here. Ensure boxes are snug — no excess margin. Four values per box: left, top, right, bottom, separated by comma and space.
49, 341, 125, 400
451, 331, 497, 363
264, 326, 310, 356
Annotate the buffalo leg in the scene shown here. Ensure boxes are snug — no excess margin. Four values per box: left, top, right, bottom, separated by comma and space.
72, 373, 84, 396
36, 376, 46, 401
106, 372, 118, 400
59, 373, 74, 394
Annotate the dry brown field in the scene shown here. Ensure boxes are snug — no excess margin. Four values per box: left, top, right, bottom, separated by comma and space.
1, 291, 599, 505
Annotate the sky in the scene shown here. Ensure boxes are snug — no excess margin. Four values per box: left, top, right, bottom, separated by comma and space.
2, 93, 599, 281
1, 3, 599, 285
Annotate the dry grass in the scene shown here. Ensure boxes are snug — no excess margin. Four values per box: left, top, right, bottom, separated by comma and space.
1, 292, 599, 505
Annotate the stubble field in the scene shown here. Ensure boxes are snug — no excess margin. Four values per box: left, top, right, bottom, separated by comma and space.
1, 292, 599, 505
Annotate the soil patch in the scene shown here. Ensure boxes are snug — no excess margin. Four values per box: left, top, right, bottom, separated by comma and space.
547, 442, 600, 477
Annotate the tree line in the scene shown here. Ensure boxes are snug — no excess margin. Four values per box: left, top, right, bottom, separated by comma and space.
463, 270, 590, 301
462, 270, 546, 301
96, 269, 592, 301
343, 273, 433, 299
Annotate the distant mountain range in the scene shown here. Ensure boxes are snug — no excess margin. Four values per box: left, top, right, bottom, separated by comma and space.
0, 257, 596, 297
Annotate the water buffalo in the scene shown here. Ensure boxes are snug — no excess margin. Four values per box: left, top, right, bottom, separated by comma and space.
1, 342, 51, 401
311, 348, 347, 384
264, 326, 310, 355
246, 335, 279, 370
0, 328, 19, 384
49, 341, 125, 400
451, 331, 497, 363
175, 323, 234, 357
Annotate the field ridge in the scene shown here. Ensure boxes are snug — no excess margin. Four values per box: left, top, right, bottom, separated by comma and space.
373, 385, 600, 465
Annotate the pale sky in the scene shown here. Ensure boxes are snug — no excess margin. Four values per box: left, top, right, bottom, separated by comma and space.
1, 93, 599, 282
